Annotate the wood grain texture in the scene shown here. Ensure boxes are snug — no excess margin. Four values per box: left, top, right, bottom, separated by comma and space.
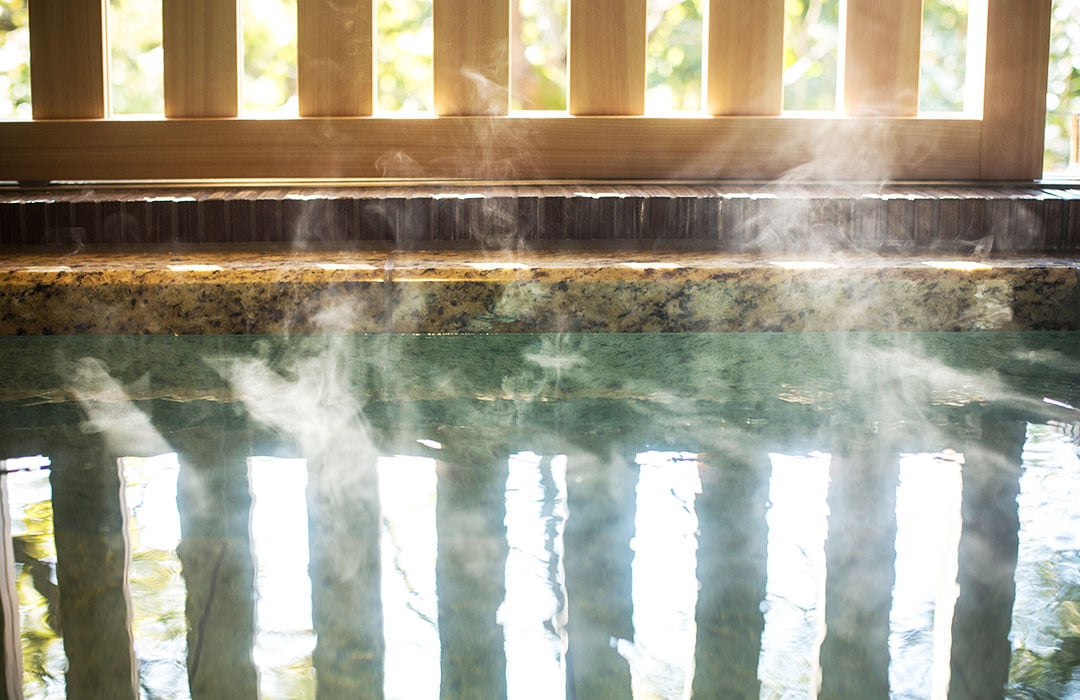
27, 0, 109, 119
980, 0, 1052, 179
568, 0, 646, 115
162, 0, 240, 117
0, 117, 982, 181
434, 0, 510, 115
298, 0, 373, 116
842, 0, 922, 116
707, 0, 784, 116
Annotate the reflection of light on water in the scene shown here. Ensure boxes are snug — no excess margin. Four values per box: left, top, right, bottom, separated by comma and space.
248, 457, 316, 699
378, 455, 440, 700
1008, 423, 1080, 697
889, 452, 963, 700
3, 455, 65, 700
616, 451, 700, 700
122, 453, 190, 699
499, 452, 569, 700
759, 452, 831, 699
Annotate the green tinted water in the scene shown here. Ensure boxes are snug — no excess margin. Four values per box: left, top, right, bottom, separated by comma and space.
1, 332, 1079, 699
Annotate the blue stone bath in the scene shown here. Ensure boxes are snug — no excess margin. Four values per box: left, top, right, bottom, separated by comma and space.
1, 331, 1079, 698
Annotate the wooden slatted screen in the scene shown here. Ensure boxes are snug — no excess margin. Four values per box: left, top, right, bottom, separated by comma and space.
0, 0, 1054, 181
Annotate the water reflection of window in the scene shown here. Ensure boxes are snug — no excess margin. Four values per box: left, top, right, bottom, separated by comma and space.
889, 451, 963, 700
3, 455, 63, 699
615, 451, 700, 700
758, 452, 831, 699
377, 455, 440, 699
121, 453, 190, 699
1008, 423, 1080, 697
499, 452, 569, 699
248, 457, 316, 699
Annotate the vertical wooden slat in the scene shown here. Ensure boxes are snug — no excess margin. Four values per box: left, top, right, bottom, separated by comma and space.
0, 472, 24, 700
27, 0, 109, 119
979, 0, 1052, 179
841, 0, 922, 116
706, 0, 784, 115
433, 0, 510, 115
298, 0, 373, 116
568, 0, 646, 115
162, 0, 240, 118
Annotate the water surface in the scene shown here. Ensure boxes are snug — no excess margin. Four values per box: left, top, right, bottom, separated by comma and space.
1, 332, 1079, 699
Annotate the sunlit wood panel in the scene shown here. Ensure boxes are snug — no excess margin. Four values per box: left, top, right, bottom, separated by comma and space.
568, 0, 646, 115
298, 0, 373, 116
27, 0, 109, 119
707, 0, 784, 116
162, 0, 240, 117
842, 0, 922, 116
980, 0, 1052, 179
434, 0, 510, 115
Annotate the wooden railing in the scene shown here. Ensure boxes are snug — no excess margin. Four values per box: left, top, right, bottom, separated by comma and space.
0, 0, 1053, 182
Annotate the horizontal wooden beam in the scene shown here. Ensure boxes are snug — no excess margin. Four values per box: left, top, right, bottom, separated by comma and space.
0, 117, 982, 181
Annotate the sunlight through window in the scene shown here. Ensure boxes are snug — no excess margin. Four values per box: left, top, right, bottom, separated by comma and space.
1007, 423, 1080, 697
758, 452, 831, 699
378, 454, 441, 699
248, 456, 316, 699
615, 451, 700, 700
2, 455, 63, 699
121, 453, 190, 699
499, 452, 569, 699
888, 451, 963, 700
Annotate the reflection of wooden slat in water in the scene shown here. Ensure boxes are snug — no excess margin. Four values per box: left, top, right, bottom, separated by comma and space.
170, 427, 258, 699
819, 432, 900, 698
0, 470, 24, 700
562, 447, 636, 698
307, 446, 385, 696
692, 439, 770, 699
949, 419, 1024, 699
48, 435, 139, 699
436, 440, 509, 698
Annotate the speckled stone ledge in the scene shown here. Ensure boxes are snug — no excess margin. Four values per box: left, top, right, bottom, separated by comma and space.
3, 184, 1080, 252
1, 250, 1077, 335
